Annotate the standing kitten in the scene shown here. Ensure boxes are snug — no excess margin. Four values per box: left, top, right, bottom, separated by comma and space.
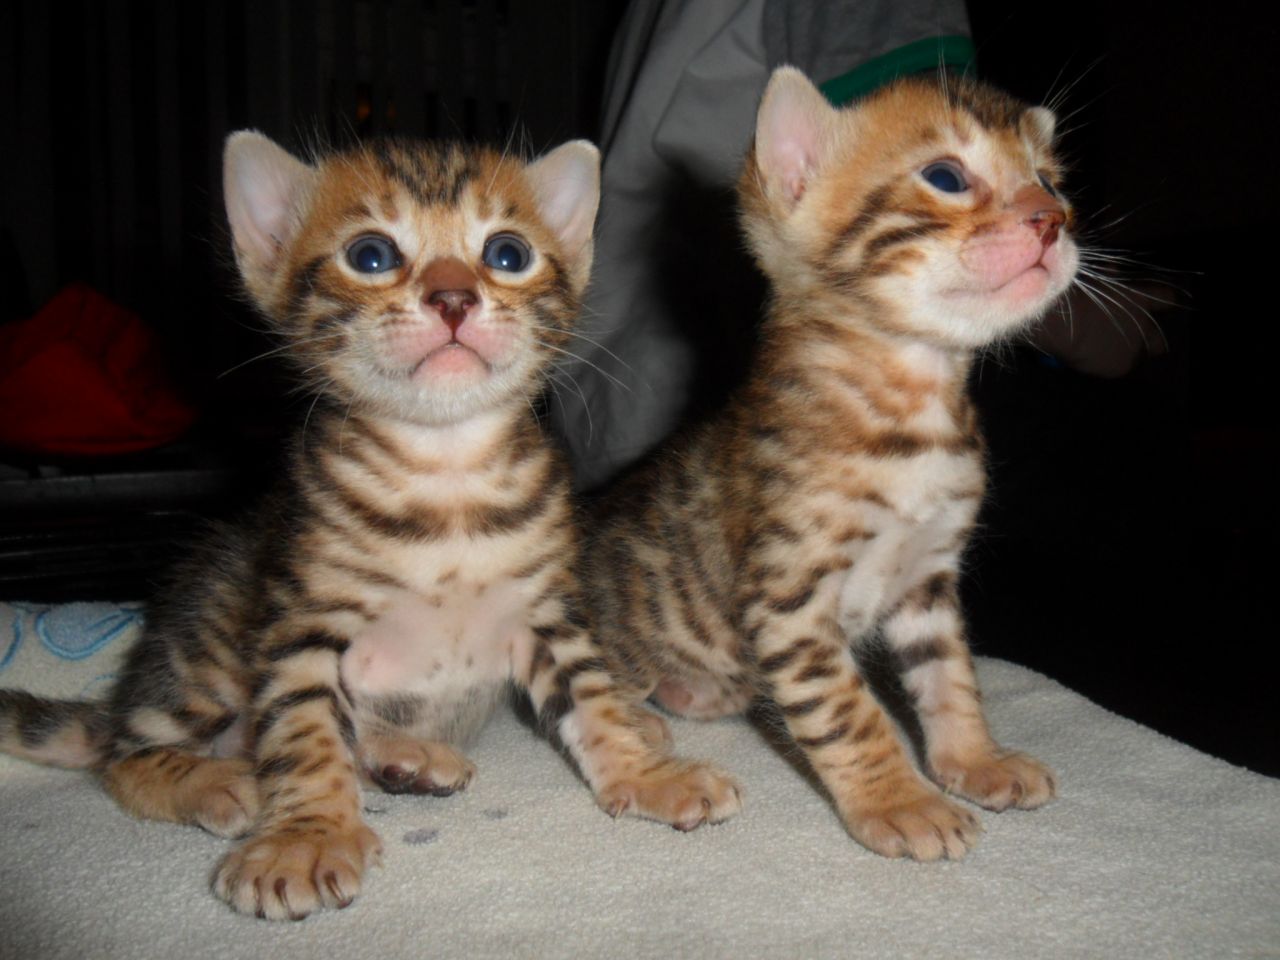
0, 133, 740, 920
584, 68, 1076, 860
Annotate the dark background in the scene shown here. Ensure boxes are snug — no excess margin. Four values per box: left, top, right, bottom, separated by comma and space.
0, 1, 1273, 775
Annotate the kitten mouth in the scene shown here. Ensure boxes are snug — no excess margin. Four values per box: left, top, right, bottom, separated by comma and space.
946, 263, 1052, 299
991, 262, 1050, 294
409, 342, 492, 380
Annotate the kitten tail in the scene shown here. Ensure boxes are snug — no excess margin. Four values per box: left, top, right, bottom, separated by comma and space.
0, 690, 109, 768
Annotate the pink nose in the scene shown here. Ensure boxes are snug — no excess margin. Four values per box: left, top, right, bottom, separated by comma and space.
1012, 184, 1066, 249
1027, 209, 1065, 247
426, 289, 477, 334
419, 257, 480, 334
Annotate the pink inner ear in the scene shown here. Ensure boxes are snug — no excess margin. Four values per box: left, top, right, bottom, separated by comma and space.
525, 140, 600, 282
756, 70, 830, 207
778, 143, 812, 204
231, 169, 291, 258
760, 110, 820, 204
223, 132, 316, 277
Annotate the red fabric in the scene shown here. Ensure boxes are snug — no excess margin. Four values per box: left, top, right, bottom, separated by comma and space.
0, 284, 197, 456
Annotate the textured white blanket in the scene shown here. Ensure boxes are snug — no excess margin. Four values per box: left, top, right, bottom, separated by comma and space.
1, 602, 1277, 959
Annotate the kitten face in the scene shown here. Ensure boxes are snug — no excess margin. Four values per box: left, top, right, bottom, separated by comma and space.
224, 135, 599, 425
741, 69, 1079, 349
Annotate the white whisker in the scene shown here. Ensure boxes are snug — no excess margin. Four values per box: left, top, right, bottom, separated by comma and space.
534, 339, 633, 395
218, 331, 344, 378
299, 380, 334, 448
527, 322, 639, 378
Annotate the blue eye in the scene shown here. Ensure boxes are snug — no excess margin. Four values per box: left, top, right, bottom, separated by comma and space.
1038, 171, 1059, 198
922, 161, 968, 194
347, 235, 400, 273
482, 234, 531, 272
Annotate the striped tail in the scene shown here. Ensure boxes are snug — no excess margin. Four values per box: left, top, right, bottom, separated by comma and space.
0, 690, 109, 769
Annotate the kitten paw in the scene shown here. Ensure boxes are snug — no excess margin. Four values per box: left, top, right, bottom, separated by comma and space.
362, 737, 475, 797
844, 785, 982, 861
191, 759, 260, 838
597, 759, 743, 831
931, 749, 1056, 811
213, 823, 383, 921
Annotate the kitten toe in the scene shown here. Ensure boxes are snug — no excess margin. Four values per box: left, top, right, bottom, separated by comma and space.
844, 783, 982, 861
213, 823, 383, 921
362, 737, 475, 797
597, 758, 743, 830
931, 749, 1056, 811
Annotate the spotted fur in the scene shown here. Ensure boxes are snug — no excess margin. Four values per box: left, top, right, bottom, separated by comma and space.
0, 132, 738, 920
583, 69, 1075, 861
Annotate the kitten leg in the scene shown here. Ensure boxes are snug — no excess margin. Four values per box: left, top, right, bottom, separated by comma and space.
752, 605, 980, 860
630, 703, 676, 753
358, 734, 476, 796
101, 750, 258, 838
213, 626, 382, 921
92, 655, 258, 836
522, 588, 742, 831
882, 572, 1056, 811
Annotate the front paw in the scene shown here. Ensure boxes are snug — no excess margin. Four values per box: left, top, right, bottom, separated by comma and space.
597, 759, 743, 831
843, 782, 982, 861
931, 748, 1056, 811
212, 823, 383, 920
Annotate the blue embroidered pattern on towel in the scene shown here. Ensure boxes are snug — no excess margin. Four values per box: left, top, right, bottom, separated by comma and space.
34, 603, 140, 660
1, 605, 25, 671
0, 602, 141, 698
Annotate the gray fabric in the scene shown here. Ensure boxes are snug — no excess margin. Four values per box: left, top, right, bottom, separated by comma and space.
763, 0, 971, 87
553, 0, 971, 489
2, 603, 1278, 958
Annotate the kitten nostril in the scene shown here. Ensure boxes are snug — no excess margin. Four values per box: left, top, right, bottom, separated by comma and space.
1028, 210, 1065, 247
426, 289, 478, 333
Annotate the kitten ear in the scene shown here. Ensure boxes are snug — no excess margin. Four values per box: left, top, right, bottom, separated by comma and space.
525, 140, 601, 291
223, 131, 317, 300
1025, 106, 1057, 145
754, 66, 835, 210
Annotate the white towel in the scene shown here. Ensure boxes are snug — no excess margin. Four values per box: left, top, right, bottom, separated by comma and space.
2, 601, 1277, 959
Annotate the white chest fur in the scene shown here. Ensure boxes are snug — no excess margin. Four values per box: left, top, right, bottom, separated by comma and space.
834, 450, 981, 639
340, 576, 536, 701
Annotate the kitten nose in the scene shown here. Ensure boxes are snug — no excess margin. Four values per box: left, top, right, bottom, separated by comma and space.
427, 289, 478, 333
1013, 184, 1066, 248
1028, 209, 1065, 247
420, 257, 480, 334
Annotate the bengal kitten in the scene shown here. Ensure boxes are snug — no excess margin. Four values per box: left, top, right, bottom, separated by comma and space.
0, 132, 740, 920
584, 68, 1076, 861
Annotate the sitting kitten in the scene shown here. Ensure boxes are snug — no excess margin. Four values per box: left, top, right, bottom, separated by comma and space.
0, 132, 739, 920
583, 68, 1076, 860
